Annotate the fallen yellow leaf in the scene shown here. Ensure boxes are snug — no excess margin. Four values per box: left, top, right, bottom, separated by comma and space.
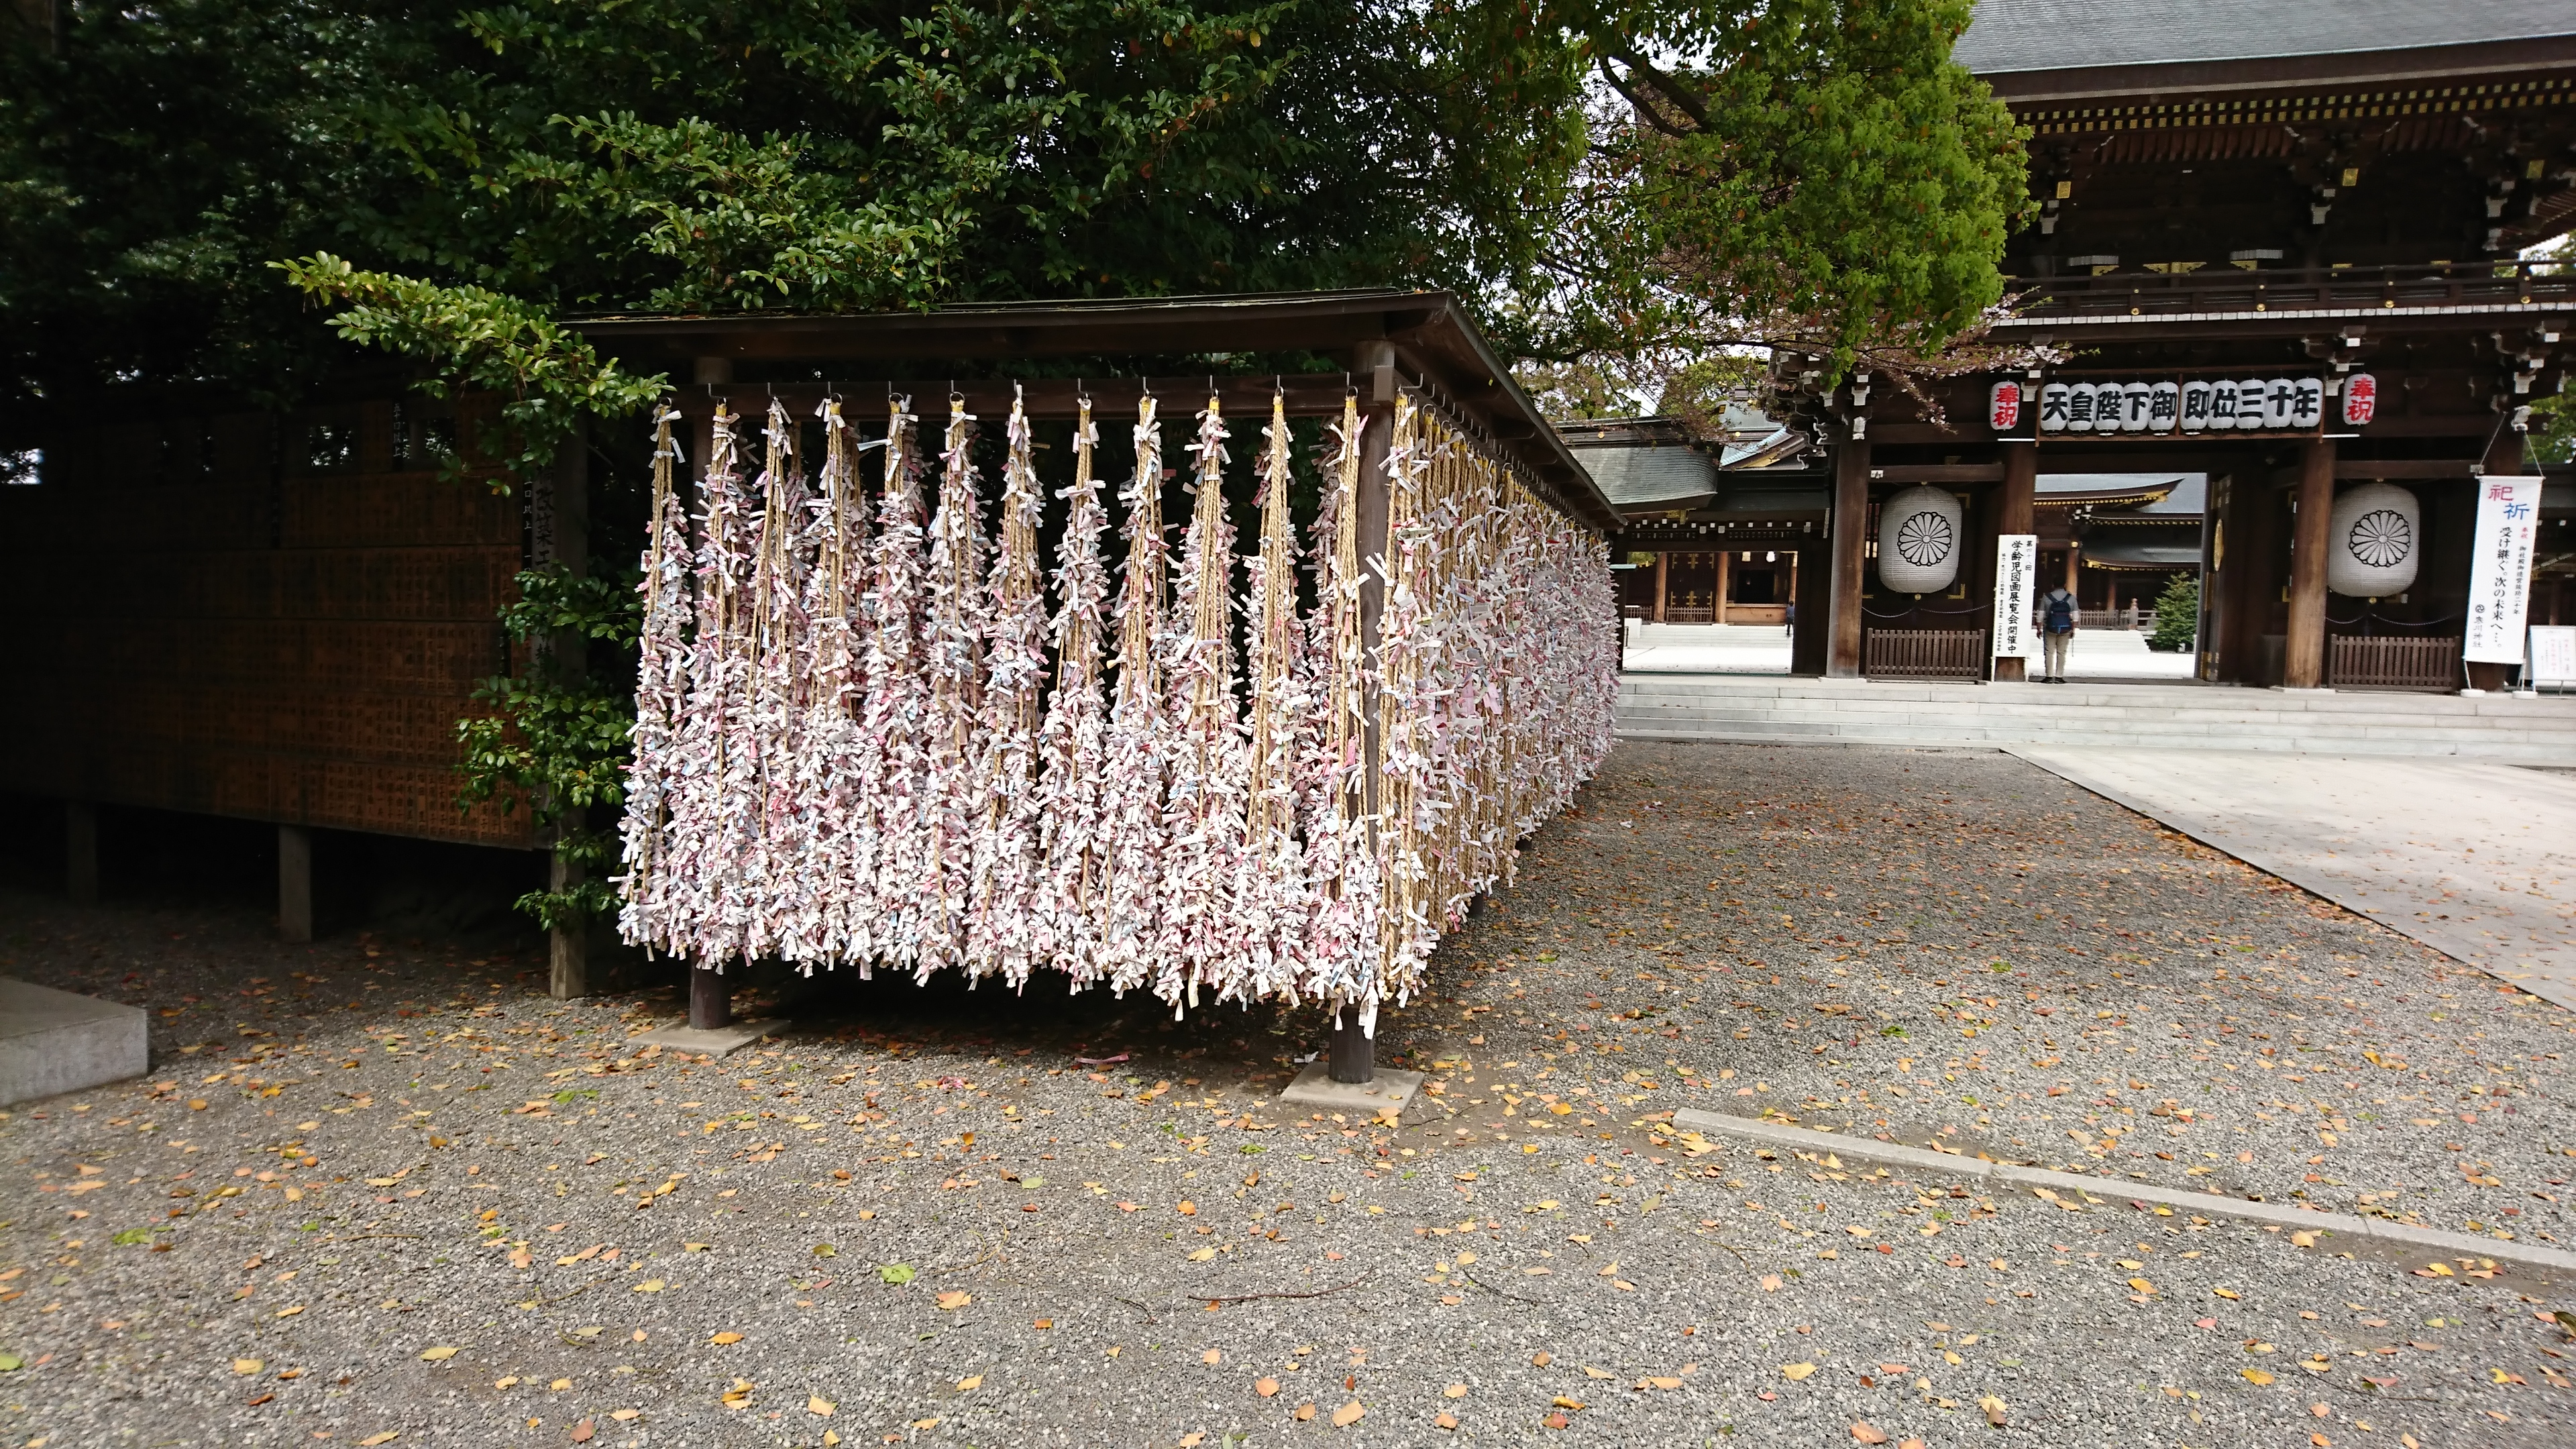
419, 1346, 459, 1362
1332, 1401, 1364, 1428
1187, 1247, 1218, 1263
1760, 1274, 1782, 1291
2128, 1278, 2155, 1295
936, 1291, 973, 1310
1782, 1363, 1818, 1381
632, 1279, 666, 1293
1255, 1377, 1280, 1397
1582, 1365, 1615, 1380
2213, 1288, 2241, 1300
1551, 1396, 1587, 1411
807, 1396, 835, 1417
2243, 1368, 2275, 1386
1293, 1403, 1317, 1421
233, 1359, 264, 1376
957, 1375, 983, 1391
1444, 1383, 1468, 1399
1201, 1349, 1222, 1364
710, 1332, 744, 1345
358, 1435, 399, 1447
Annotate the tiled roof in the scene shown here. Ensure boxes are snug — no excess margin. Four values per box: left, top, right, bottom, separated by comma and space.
1955, 0, 2576, 76
1565, 443, 1717, 512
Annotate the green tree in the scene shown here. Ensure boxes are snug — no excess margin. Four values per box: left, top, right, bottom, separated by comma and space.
5, 0, 2030, 935
2148, 573, 2200, 654
1540, 0, 2033, 383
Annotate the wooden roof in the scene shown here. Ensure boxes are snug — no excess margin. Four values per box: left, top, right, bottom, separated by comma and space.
572, 290, 1619, 530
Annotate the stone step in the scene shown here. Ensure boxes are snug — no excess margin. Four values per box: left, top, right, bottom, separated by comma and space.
1613, 674, 2576, 761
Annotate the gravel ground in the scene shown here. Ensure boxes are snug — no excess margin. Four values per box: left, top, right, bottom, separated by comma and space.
3, 741, 2575, 1448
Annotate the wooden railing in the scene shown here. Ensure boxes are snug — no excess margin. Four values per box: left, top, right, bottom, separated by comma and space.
1866, 629, 1986, 681
1662, 606, 1715, 625
2328, 635, 2459, 692
2004, 261, 2572, 323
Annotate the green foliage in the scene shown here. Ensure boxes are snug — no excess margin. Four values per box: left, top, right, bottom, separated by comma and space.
2147, 573, 2200, 653
1, 0, 1591, 430
456, 564, 641, 931
274, 254, 665, 487
1548, 0, 2033, 380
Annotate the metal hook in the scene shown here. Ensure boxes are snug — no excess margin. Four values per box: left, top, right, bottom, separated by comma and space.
1077, 377, 1090, 408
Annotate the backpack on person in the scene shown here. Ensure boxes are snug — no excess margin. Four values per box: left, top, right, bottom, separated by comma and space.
2044, 592, 2076, 634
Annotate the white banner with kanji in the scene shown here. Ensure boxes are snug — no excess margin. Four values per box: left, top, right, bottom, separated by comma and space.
2464, 476, 2542, 663
1993, 534, 2039, 659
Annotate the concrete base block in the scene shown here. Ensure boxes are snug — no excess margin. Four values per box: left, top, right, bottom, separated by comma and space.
1278, 1061, 1425, 1115
1, 978, 148, 1106
629, 1018, 785, 1059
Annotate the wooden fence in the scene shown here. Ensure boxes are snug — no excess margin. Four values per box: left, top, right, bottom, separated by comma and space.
1866, 629, 1986, 681
2327, 635, 2459, 693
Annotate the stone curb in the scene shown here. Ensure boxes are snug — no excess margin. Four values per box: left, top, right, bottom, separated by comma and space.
1672, 1108, 2576, 1277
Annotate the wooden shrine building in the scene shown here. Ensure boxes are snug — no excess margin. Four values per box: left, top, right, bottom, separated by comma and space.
1605, 0, 2576, 688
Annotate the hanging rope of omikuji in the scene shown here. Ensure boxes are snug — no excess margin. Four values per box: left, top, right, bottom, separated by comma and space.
616, 386, 1618, 1016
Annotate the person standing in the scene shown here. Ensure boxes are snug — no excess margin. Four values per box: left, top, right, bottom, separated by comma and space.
2040, 584, 2078, 682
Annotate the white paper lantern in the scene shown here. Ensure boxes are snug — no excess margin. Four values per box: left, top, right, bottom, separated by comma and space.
2149, 380, 2180, 433
2039, 382, 2071, 432
2260, 378, 2296, 429
2180, 379, 2215, 432
1989, 380, 2023, 431
2117, 381, 2151, 432
2326, 482, 2420, 598
2233, 378, 2268, 429
2093, 382, 2127, 433
2291, 377, 2324, 429
2342, 374, 2378, 425
1877, 484, 1964, 594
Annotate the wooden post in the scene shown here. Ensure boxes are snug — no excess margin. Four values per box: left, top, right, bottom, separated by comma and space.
1715, 550, 1731, 625
1328, 341, 1399, 1085
278, 825, 314, 943
688, 964, 732, 1031
64, 801, 97, 905
540, 423, 592, 999
2284, 438, 2335, 688
1988, 443, 2029, 680
1652, 551, 1668, 623
2063, 544, 2081, 596
1827, 439, 1871, 676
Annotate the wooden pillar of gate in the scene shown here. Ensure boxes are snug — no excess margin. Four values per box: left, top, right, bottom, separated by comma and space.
1827, 439, 1871, 677
2284, 437, 2336, 689
1715, 550, 1731, 625
1328, 341, 1399, 1084
1652, 551, 1668, 623
1992, 442, 2037, 682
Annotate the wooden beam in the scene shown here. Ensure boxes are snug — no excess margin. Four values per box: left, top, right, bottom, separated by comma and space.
1873, 463, 2005, 483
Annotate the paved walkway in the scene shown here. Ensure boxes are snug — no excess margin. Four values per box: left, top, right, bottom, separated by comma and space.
2014, 747, 2576, 1009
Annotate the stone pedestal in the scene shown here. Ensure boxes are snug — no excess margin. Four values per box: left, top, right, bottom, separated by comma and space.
1, 978, 148, 1106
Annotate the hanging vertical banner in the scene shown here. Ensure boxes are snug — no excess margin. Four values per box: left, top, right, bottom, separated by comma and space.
2464, 476, 2543, 663
1993, 534, 2039, 659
